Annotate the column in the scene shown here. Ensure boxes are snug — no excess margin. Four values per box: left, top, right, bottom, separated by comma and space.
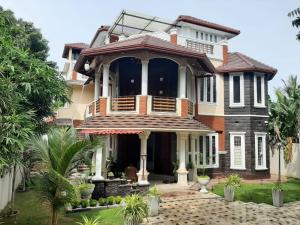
191, 134, 198, 181
137, 131, 151, 185
179, 65, 187, 99
176, 132, 189, 186
92, 147, 104, 180
141, 60, 149, 96
102, 64, 110, 97
94, 72, 101, 100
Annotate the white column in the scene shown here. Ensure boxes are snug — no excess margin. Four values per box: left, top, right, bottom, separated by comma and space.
94, 72, 101, 100
191, 134, 198, 181
102, 64, 110, 97
137, 131, 150, 185
141, 60, 149, 95
92, 147, 104, 180
176, 132, 189, 186
179, 65, 187, 98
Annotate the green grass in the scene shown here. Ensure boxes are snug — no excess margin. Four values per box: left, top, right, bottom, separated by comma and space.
1, 188, 123, 225
212, 178, 300, 205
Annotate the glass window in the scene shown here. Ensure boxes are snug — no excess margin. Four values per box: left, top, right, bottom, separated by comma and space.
210, 34, 213, 42
214, 35, 217, 43
198, 134, 218, 168
198, 76, 216, 103
201, 32, 204, 40
213, 76, 217, 103
230, 132, 245, 170
207, 76, 211, 102
196, 31, 199, 39
257, 137, 263, 165
205, 33, 208, 41
255, 133, 267, 170
256, 76, 262, 103
199, 136, 204, 165
233, 76, 241, 103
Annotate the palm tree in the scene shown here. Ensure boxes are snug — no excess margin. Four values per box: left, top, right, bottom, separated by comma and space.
31, 127, 92, 225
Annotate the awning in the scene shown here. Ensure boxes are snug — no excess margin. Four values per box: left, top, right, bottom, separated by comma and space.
80, 129, 144, 135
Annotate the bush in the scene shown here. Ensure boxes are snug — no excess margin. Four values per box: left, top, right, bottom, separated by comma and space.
80, 199, 89, 208
98, 198, 106, 206
122, 194, 148, 224
114, 196, 123, 204
71, 200, 81, 209
90, 199, 98, 207
224, 174, 242, 189
106, 196, 115, 205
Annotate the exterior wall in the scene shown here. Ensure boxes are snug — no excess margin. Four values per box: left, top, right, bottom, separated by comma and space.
223, 72, 270, 178
0, 168, 22, 212
270, 144, 300, 179
57, 83, 94, 121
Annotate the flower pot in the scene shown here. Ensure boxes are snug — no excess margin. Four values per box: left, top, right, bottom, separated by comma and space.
224, 186, 235, 202
198, 176, 210, 193
272, 189, 284, 207
147, 196, 160, 216
79, 184, 95, 199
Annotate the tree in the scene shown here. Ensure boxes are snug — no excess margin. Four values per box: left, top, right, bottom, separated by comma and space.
269, 75, 300, 162
288, 7, 300, 40
31, 128, 93, 225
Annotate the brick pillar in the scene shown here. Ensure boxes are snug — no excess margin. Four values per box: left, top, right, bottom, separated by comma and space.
170, 28, 177, 44
222, 43, 228, 65
139, 96, 148, 115
100, 97, 107, 116
181, 99, 188, 117
72, 71, 77, 80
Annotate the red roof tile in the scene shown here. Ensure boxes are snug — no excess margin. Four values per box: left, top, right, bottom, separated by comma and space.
217, 52, 277, 77
176, 15, 240, 35
78, 115, 213, 133
62, 42, 89, 58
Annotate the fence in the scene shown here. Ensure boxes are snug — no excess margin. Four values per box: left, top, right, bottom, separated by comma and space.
0, 168, 23, 212
270, 143, 300, 179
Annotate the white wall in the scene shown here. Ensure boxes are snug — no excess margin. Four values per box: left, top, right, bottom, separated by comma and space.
270, 143, 300, 179
0, 168, 23, 212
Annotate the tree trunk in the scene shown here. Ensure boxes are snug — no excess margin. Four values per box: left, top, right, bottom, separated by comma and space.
11, 164, 17, 209
51, 207, 58, 225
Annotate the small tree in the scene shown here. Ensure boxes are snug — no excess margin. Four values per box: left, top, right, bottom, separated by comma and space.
31, 128, 92, 225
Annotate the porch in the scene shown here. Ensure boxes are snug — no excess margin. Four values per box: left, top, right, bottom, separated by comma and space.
79, 115, 213, 186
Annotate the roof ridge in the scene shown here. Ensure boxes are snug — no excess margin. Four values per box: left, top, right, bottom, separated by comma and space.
235, 52, 255, 68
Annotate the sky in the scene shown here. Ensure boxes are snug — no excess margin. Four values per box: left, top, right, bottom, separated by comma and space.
0, 0, 299, 98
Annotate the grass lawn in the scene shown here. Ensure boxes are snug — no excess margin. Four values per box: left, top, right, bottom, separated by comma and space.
212, 178, 300, 205
1, 188, 123, 225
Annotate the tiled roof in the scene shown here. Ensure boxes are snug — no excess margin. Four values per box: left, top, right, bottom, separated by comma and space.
217, 52, 277, 77
78, 115, 213, 133
62, 42, 89, 58
75, 35, 215, 74
176, 15, 240, 35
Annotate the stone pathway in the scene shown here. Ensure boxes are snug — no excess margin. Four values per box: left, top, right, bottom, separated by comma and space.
143, 191, 300, 225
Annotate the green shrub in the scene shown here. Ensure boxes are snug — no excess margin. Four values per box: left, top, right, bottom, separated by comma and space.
224, 174, 242, 189
98, 198, 106, 206
114, 196, 123, 204
121, 194, 148, 224
148, 186, 160, 197
80, 199, 89, 208
71, 200, 81, 209
77, 216, 102, 225
89, 199, 98, 207
106, 196, 115, 205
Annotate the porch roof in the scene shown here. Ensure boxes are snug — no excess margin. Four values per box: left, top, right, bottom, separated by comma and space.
77, 115, 213, 133
74, 35, 215, 75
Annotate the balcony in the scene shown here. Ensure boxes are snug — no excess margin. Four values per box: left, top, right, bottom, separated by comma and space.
85, 95, 194, 119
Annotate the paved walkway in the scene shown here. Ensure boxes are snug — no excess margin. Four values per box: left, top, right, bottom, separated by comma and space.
143, 187, 300, 225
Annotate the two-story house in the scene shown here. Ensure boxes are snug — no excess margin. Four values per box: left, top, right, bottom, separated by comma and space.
60, 10, 277, 185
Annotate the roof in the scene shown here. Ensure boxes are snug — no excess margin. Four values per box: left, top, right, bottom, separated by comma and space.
78, 115, 213, 133
90, 25, 110, 47
175, 15, 240, 35
62, 42, 89, 58
217, 52, 277, 78
75, 35, 215, 74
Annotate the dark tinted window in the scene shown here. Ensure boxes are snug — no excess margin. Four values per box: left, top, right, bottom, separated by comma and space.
233, 76, 240, 103
257, 76, 262, 103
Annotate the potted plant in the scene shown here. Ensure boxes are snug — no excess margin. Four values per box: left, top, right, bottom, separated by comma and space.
187, 162, 194, 181
107, 172, 115, 180
224, 174, 241, 202
146, 185, 161, 216
272, 182, 284, 207
78, 183, 95, 199
197, 167, 210, 193
122, 194, 148, 225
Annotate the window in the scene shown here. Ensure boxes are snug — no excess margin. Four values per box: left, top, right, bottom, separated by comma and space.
205, 33, 208, 41
229, 73, 244, 107
201, 32, 204, 40
255, 132, 267, 170
230, 132, 246, 170
198, 133, 219, 168
214, 35, 218, 43
254, 74, 265, 107
196, 31, 199, 39
198, 75, 217, 103
210, 34, 213, 42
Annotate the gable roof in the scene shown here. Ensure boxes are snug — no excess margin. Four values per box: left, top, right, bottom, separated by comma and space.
75, 35, 215, 74
175, 15, 240, 35
62, 42, 89, 58
217, 52, 277, 78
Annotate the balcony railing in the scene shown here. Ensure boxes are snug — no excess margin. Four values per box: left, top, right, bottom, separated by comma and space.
111, 96, 136, 111
85, 99, 100, 118
151, 96, 177, 112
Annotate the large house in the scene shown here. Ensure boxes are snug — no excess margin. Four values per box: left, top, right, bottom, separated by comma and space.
56, 10, 277, 185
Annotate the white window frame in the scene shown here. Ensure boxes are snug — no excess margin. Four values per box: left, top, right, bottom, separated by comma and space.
254, 73, 266, 108
229, 73, 244, 107
229, 132, 246, 170
197, 75, 217, 104
254, 132, 267, 170
198, 133, 219, 168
